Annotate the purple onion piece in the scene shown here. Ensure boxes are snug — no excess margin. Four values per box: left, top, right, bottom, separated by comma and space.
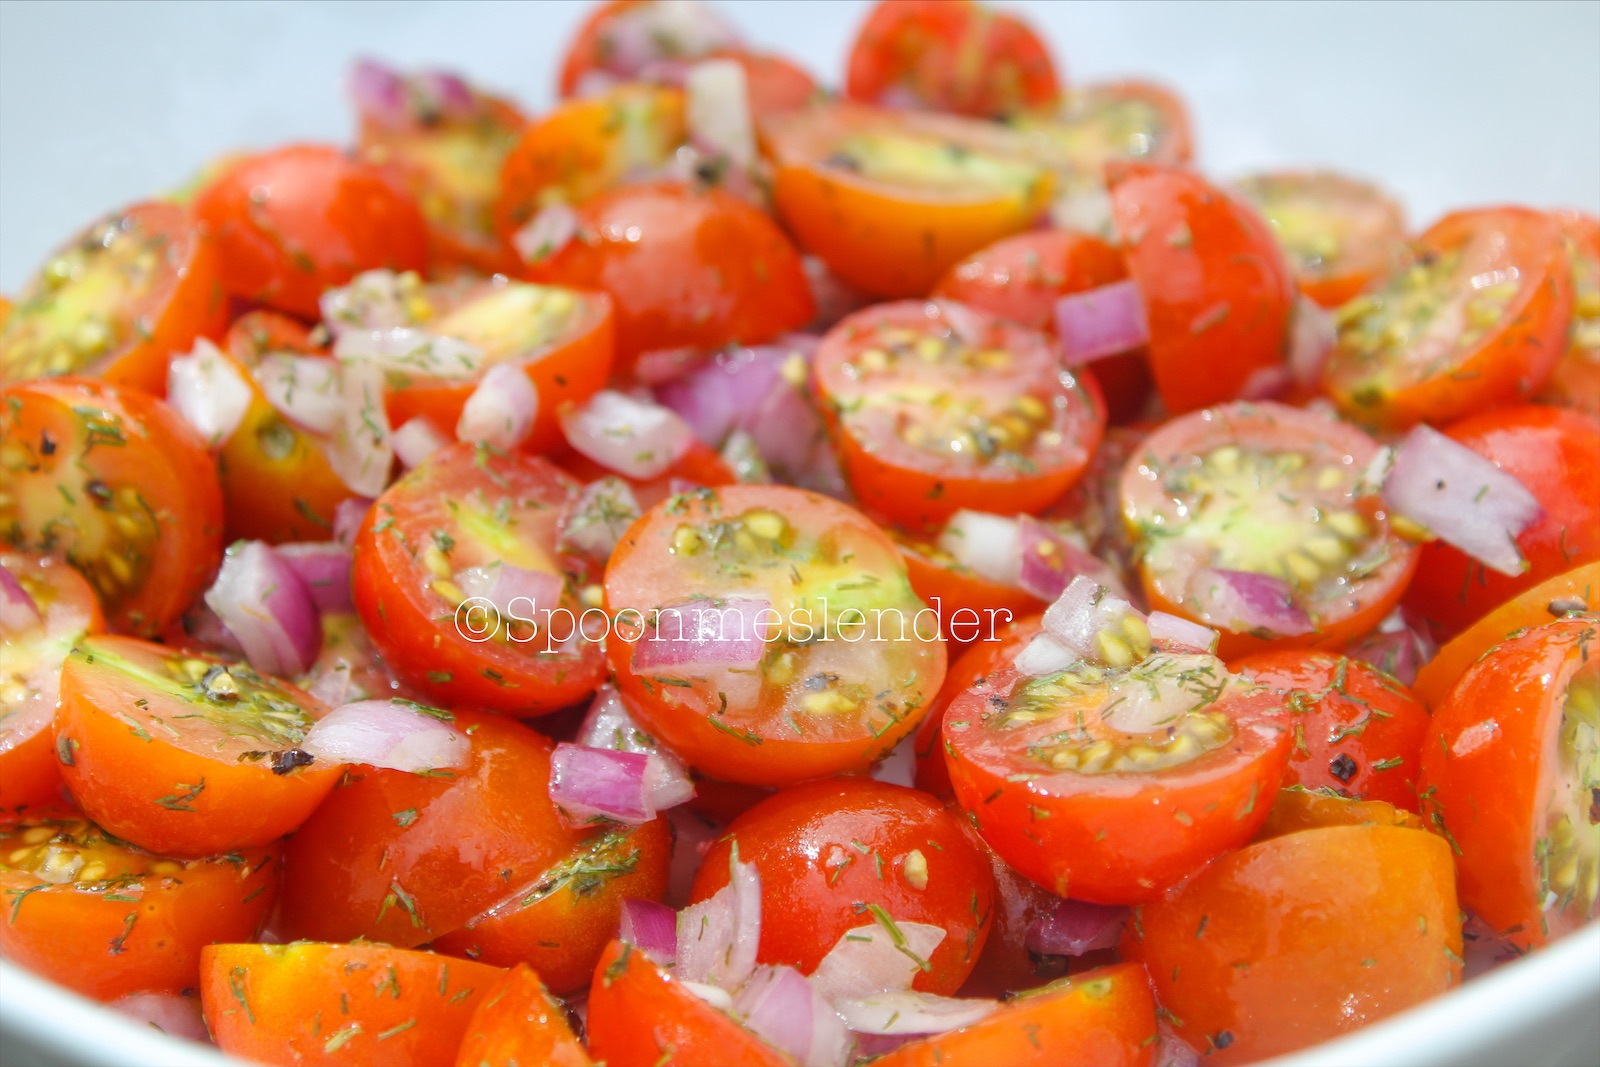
204, 541, 323, 678
275, 542, 354, 614
633, 596, 775, 671
550, 744, 653, 825
618, 897, 678, 965
1024, 899, 1129, 957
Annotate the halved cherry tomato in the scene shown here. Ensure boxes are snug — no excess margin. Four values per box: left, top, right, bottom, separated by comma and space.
875, 963, 1157, 1067
1231, 651, 1429, 810
586, 940, 788, 1067
279, 711, 587, 948
1233, 170, 1408, 308
1, 552, 103, 813
1537, 209, 1600, 414
193, 144, 429, 320
1121, 401, 1420, 658
1322, 206, 1574, 430
893, 530, 1041, 650
351, 442, 605, 714
0, 816, 278, 1002
913, 613, 1039, 799
844, 0, 1060, 119
454, 963, 592, 1067
357, 79, 527, 276
556, 0, 741, 98
0, 202, 229, 396
55, 636, 340, 856
496, 85, 685, 249
1108, 163, 1298, 415
1402, 405, 1600, 640
813, 300, 1105, 530
1015, 79, 1194, 176
1122, 821, 1461, 1064
201, 941, 502, 1067
432, 817, 671, 996
1414, 561, 1600, 710
932, 229, 1153, 423
524, 181, 814, 369
556, 438, 736, 510
692, 778, 996, 995
1418, 616, 1599, 949
0, 378, 224, 637
1255, 786, 1424, 840
759, 104, 1055, 298
603, 484, 946, 785
944, 641, 1291, 902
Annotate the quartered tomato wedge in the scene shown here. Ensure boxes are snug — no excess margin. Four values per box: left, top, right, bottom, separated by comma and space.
193, 144, 430, 320
524, 182, 814, 369
55, 636, 340, 856
844, 0, 1060, 119
1, 552, 102, 813
604, 484, 946, 786
586, 940, 789, 1067
379, 279, 615, 456
201, 941, 503, 1067
760, 104, 1055, 298
944, 636, 1291, 902
431, 817, 671, 996
691, 778, 996, 995
1108, 163, 1298, 414
454, 964, 592, 1067
279, 711, 587, 948
1255, 786, 1425, 840
1233, 170, 1409, 308
1402, 405, 1600, 641
0, 378, 224, 637
556, 0, 742, 98
875, 964, 1158, 1067
0, 816, 278, 1002
1322, 206, 1574, 430
495, 85, 686, 253
1419, 616, 1600, 949
813, 300, 1104, 530
893, 529, 1042, 648
1122, 818, 1460, 1064
1231, 651, 1429, 810
0, 201, 228, 396
1537, 209, 1600, 414
350, 442, 605, 714
1121, 401, 1420, 658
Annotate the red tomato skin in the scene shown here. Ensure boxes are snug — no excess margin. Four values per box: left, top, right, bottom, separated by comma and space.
1403, 405, 1600, 640
1109, 163, 1297, 415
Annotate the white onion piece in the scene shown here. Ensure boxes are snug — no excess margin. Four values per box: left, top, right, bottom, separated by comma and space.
1381, 424, 1543, 577
320, 269, 411, 334
254, 353, 344, 436
687, 59, 756, 169
204, 540, 323, 677
681, 982, 736, 1011
332, 496, 373, 549
1287, 295, 1336, 388
1016, 516, 1124, 601
1054, 280, 1150, 366
326, 357, 393, 497
733, 965, 853, 1067
454, 562, 561, 622
1146, 611, 1219, 653
513, 203, 579, 265
1050, 185, 1115, 237
275, 542, 353, 614
1013, 633, 1077, 677
619, 897, 678, 965
676, 854, 761, 989
0, 566, 41, 633
560, 477, 642, 560
834, 992, 997, 1036
808, 919, 946, 1003
390, 417, 450, 470
938, 511, 1022, 587
634, 596, 775, 671
1042, 575, 1141, 659
561, 390, 693, 479
1024, 898, 1128, 956
301, 698, 469, 773
720, 429, 771, 483
550, 744, 654, 824
108, 992, 209, 1043
1187, 567, 1314, 637
166, 339, 252, 448
457, 363, 538, 450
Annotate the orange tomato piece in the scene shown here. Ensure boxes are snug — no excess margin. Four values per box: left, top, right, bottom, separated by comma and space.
453, 963, 592, 1067
1537, 208, 1600, 414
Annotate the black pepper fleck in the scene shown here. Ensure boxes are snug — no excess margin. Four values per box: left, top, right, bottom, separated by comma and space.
1329, 753, 1359, 782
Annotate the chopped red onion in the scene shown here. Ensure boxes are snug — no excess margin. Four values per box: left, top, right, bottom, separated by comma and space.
551, 744, 654, 824
733, 965, 853, 1067
1146, 611, 1220, 654
1238, 364, 1294, 401
634, 596, 776, 671
834, 992, 997, 1036
1381, 424, 1543, 577
1042, 575, 1142, 659
512, 203, 580, 265
561, 477, 642, 560
618, 897, 679, 965
1187, 567, 1314, 637
852, 1033, 919, 1060
938, 511, 1022, 587
390, 417, 450, 470
175, 601, 245, 658
808, 918, 947, 1003
668, 804, 723, 908
457, 363, 538, 450
599, 0, 743, 80
348, 58, 410, 127
320, 268, 413, 334
579, 686, 695, 809
561, 390, 693, 479
301, 698, 468, 773
254, 353, 343, 436
332, 496, 373, 549
1013, 633, 1076, 677
1287, 295, 1336, 388
455, 562, 561, 624
677, 852, 761, 989
870, 734, 917, 788
687, 58, 756, 170
1154, 1024, 1202, 1067
1024, 899, 1129, 957
167, 339, 252, 448
108, 992, 209, 1043
410, 69, 475, 121
1344, 608, 1436, 686
1017, 516, 1124, 601
326, 358, 394, 498
204, 540, 323, 677
275, 542, 354, 614
0, 565, 41, 633
655, 347, 786, 447
1054, 280, 1150, 366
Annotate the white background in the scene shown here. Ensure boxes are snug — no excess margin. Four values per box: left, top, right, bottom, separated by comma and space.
1, 0, 1597, 292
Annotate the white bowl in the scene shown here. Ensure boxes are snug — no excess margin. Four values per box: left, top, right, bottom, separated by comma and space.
1, 2, 1597, 1064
